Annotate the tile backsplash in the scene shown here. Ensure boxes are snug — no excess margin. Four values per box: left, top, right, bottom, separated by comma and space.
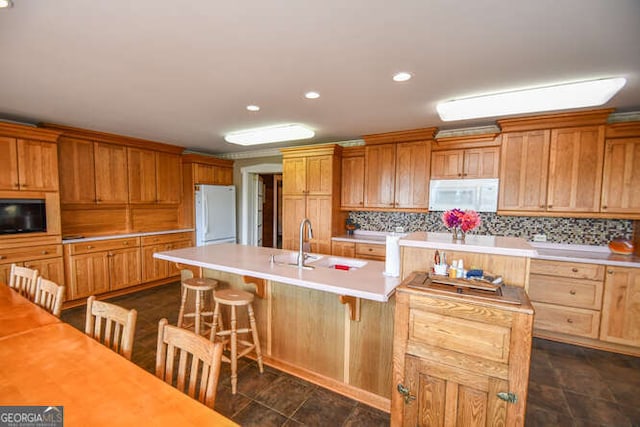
347, 211, 633, 246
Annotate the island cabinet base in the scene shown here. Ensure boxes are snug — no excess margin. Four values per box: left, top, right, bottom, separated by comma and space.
201, 269, 396, 412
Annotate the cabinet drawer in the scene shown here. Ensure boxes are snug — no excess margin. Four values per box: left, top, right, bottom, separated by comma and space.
533, 302, 600, 338
0, 244, 63, 264
69, 237, 140, 255
530, 259, 604, 281
141, 232, 193, 246
529, 274, 603, 310
355, 243, 386, 260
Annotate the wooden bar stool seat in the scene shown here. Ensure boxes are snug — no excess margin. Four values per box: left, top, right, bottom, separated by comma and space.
177, 277, 218, 336
210, 288, 264, 394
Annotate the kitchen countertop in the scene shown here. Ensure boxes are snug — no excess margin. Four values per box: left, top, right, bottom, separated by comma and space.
62, 229, 194, 244
154, 243, 402, 302
398, 231, 538, 257
531, 242, 640, 268
332, 231, 389, 244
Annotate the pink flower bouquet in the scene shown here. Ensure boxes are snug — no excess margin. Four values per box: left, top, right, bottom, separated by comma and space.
441, 209, 481, 232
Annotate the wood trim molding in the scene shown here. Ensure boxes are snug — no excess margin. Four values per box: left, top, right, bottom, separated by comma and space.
497, 109, 614, 132
39, 123, 184, 154
432, 133, 501, 150
181, 153, 234, 167
280, 143, 342, 158
363, 127, 438, 145
605, 121, 640, 139
0, 122, 62, 142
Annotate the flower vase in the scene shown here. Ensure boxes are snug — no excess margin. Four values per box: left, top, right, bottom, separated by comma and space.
452, 228, 466, 242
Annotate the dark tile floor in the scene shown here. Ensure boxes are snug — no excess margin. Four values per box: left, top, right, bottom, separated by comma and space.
61, 282, 640, 426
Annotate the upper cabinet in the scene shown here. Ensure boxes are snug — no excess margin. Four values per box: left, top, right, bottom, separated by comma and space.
340, 147, 365, 209
498, 110, 615, 217
601, 122, 640, 215
430, 135, 500, 180
94, 142, 129, 204
128, 148, 181, 204
283, 153, 334, 195
0, 134, 60, 192
360, 128, 436, 211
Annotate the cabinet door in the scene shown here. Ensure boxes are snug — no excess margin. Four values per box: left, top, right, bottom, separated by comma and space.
306, 195, 332, 254
0, 137, 19, 190
341, 155, 365, 209
364, 144, 396, 208
283, 157, 307, 195
401, 354, 508, 427
0, 263, 16, 285
332, 241, 356, 257
166, 240, 193, 277
68, 252, 110, 300
600, 267, 640, 347
282, 195, 306, 250
25, 258, 65, 286
395, 141, 430, 208
109, 247, 141, 290
95, 143, 128, 203
601, 137, 640, 213
58, 137, 96, 203
431, 149, 463, 179
547, 126, 604, 212
464, 147, 500, 179
306, 155, 333, 195
194, 164, 215, 184
499, 130, 550, 211
156, 152, 182, 204
214, 166, 233, 185
128, 148, 157, 203
141, 243, 168, 282
17, 139, 59, 191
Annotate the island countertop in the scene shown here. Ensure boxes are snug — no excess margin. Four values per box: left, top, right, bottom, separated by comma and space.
399, 231, 538, 257
154, 243, 402, 302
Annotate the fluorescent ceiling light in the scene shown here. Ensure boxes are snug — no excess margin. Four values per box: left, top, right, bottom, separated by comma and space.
0, 0, 13, 8
225, 124, 315, 145
436, 77, 627, 121
246, 105, 260, 112
304, 91, 320, 99
393, 72, 412, 82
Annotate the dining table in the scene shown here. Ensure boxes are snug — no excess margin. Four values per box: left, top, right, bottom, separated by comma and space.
0, 283, 237, 426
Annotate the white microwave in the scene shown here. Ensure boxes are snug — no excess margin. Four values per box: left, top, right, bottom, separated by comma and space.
429, 178, 499, 212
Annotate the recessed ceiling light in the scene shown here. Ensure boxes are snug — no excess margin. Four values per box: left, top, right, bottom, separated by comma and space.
0, 0, 13, 8
393, 72, 412, 82
246, 105, 260, 112
437, 77, 627, 121
304, 91, 320, 99
225, 124, 315, 146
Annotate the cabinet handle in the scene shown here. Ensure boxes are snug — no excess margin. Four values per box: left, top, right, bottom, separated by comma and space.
602, 205, 607, 210
397, 384, 416, 404
540, 205, 545, 208
567, 318, 573, 324
496, 392, 518, 404
607, 269, 614, 274
569, 290, 576, 295
124, 242, 129, 246
368, 248, 373, 252
41, 250, 48, 255
547, 205, 553, 208
0, 255, 5, 260
571, 268, 578, 273
21, 183, 28, 188
87, 245, 94, 249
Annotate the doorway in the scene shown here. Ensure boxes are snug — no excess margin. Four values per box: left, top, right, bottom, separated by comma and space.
240, 164, 283, 247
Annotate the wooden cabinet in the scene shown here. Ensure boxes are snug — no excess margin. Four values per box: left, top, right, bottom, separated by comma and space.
94, 142, 129, 204
58, 137, 96, 203
331, 241, 356, 258
363, 140, 431, 210
600, 267, 640, 347
128, 148, 182, 204
601, 137, 640, 214
0, 137, 58, 191
64, 237, 141, 300
431, 147, 499, 179
529, 259, 604, 339
340, 147, 365, 209
0, 244, 64, 285
355, 242, 385, 261
281, 145, 343, 255
141, 232, 193, 282
392, 277, 533, 426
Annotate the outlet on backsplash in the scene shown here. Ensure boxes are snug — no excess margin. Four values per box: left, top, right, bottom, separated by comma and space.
395, 226, 405, 233
533, 234, 547, 242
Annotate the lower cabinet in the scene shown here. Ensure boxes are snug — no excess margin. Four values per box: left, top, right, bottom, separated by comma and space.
392, 276, 533, 426
141, 232, 193, 282
601, 266, 640, 347
0, 244, 64, 285
331, 240, 386, 261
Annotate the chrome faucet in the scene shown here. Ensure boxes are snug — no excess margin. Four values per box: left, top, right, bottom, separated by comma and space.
298, 218, 313, 268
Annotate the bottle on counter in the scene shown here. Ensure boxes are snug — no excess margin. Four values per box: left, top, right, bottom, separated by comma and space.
457, 259, 464, 279
449, 260, 458, 278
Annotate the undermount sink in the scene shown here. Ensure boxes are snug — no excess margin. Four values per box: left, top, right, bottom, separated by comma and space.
271, 251, 322, 266
308, 256, 367, 271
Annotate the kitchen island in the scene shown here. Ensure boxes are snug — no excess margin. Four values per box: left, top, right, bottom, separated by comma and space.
155, 243, 402, 411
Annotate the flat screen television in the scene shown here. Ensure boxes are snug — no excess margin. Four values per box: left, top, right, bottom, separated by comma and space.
0, 199, 47, 235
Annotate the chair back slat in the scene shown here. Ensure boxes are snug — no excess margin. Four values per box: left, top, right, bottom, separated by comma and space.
9, 264, 39, 301
155, 318, 223, 408
84, 296, 137, 360
33, 277, 65, 317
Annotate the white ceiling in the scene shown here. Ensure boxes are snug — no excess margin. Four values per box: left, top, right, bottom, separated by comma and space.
1, 0, 639, 154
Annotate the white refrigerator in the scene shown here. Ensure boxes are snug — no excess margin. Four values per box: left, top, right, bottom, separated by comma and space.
195, 185, 237, 246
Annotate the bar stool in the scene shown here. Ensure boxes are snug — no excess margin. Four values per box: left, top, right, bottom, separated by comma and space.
210, 288, 264, 394
177, 277, 218, 336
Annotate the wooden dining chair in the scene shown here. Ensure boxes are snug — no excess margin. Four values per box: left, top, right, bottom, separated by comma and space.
8, 264, 39, 301
85, 296, 138, 360
155, 318, 224, 408
33, 277, 65, 317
